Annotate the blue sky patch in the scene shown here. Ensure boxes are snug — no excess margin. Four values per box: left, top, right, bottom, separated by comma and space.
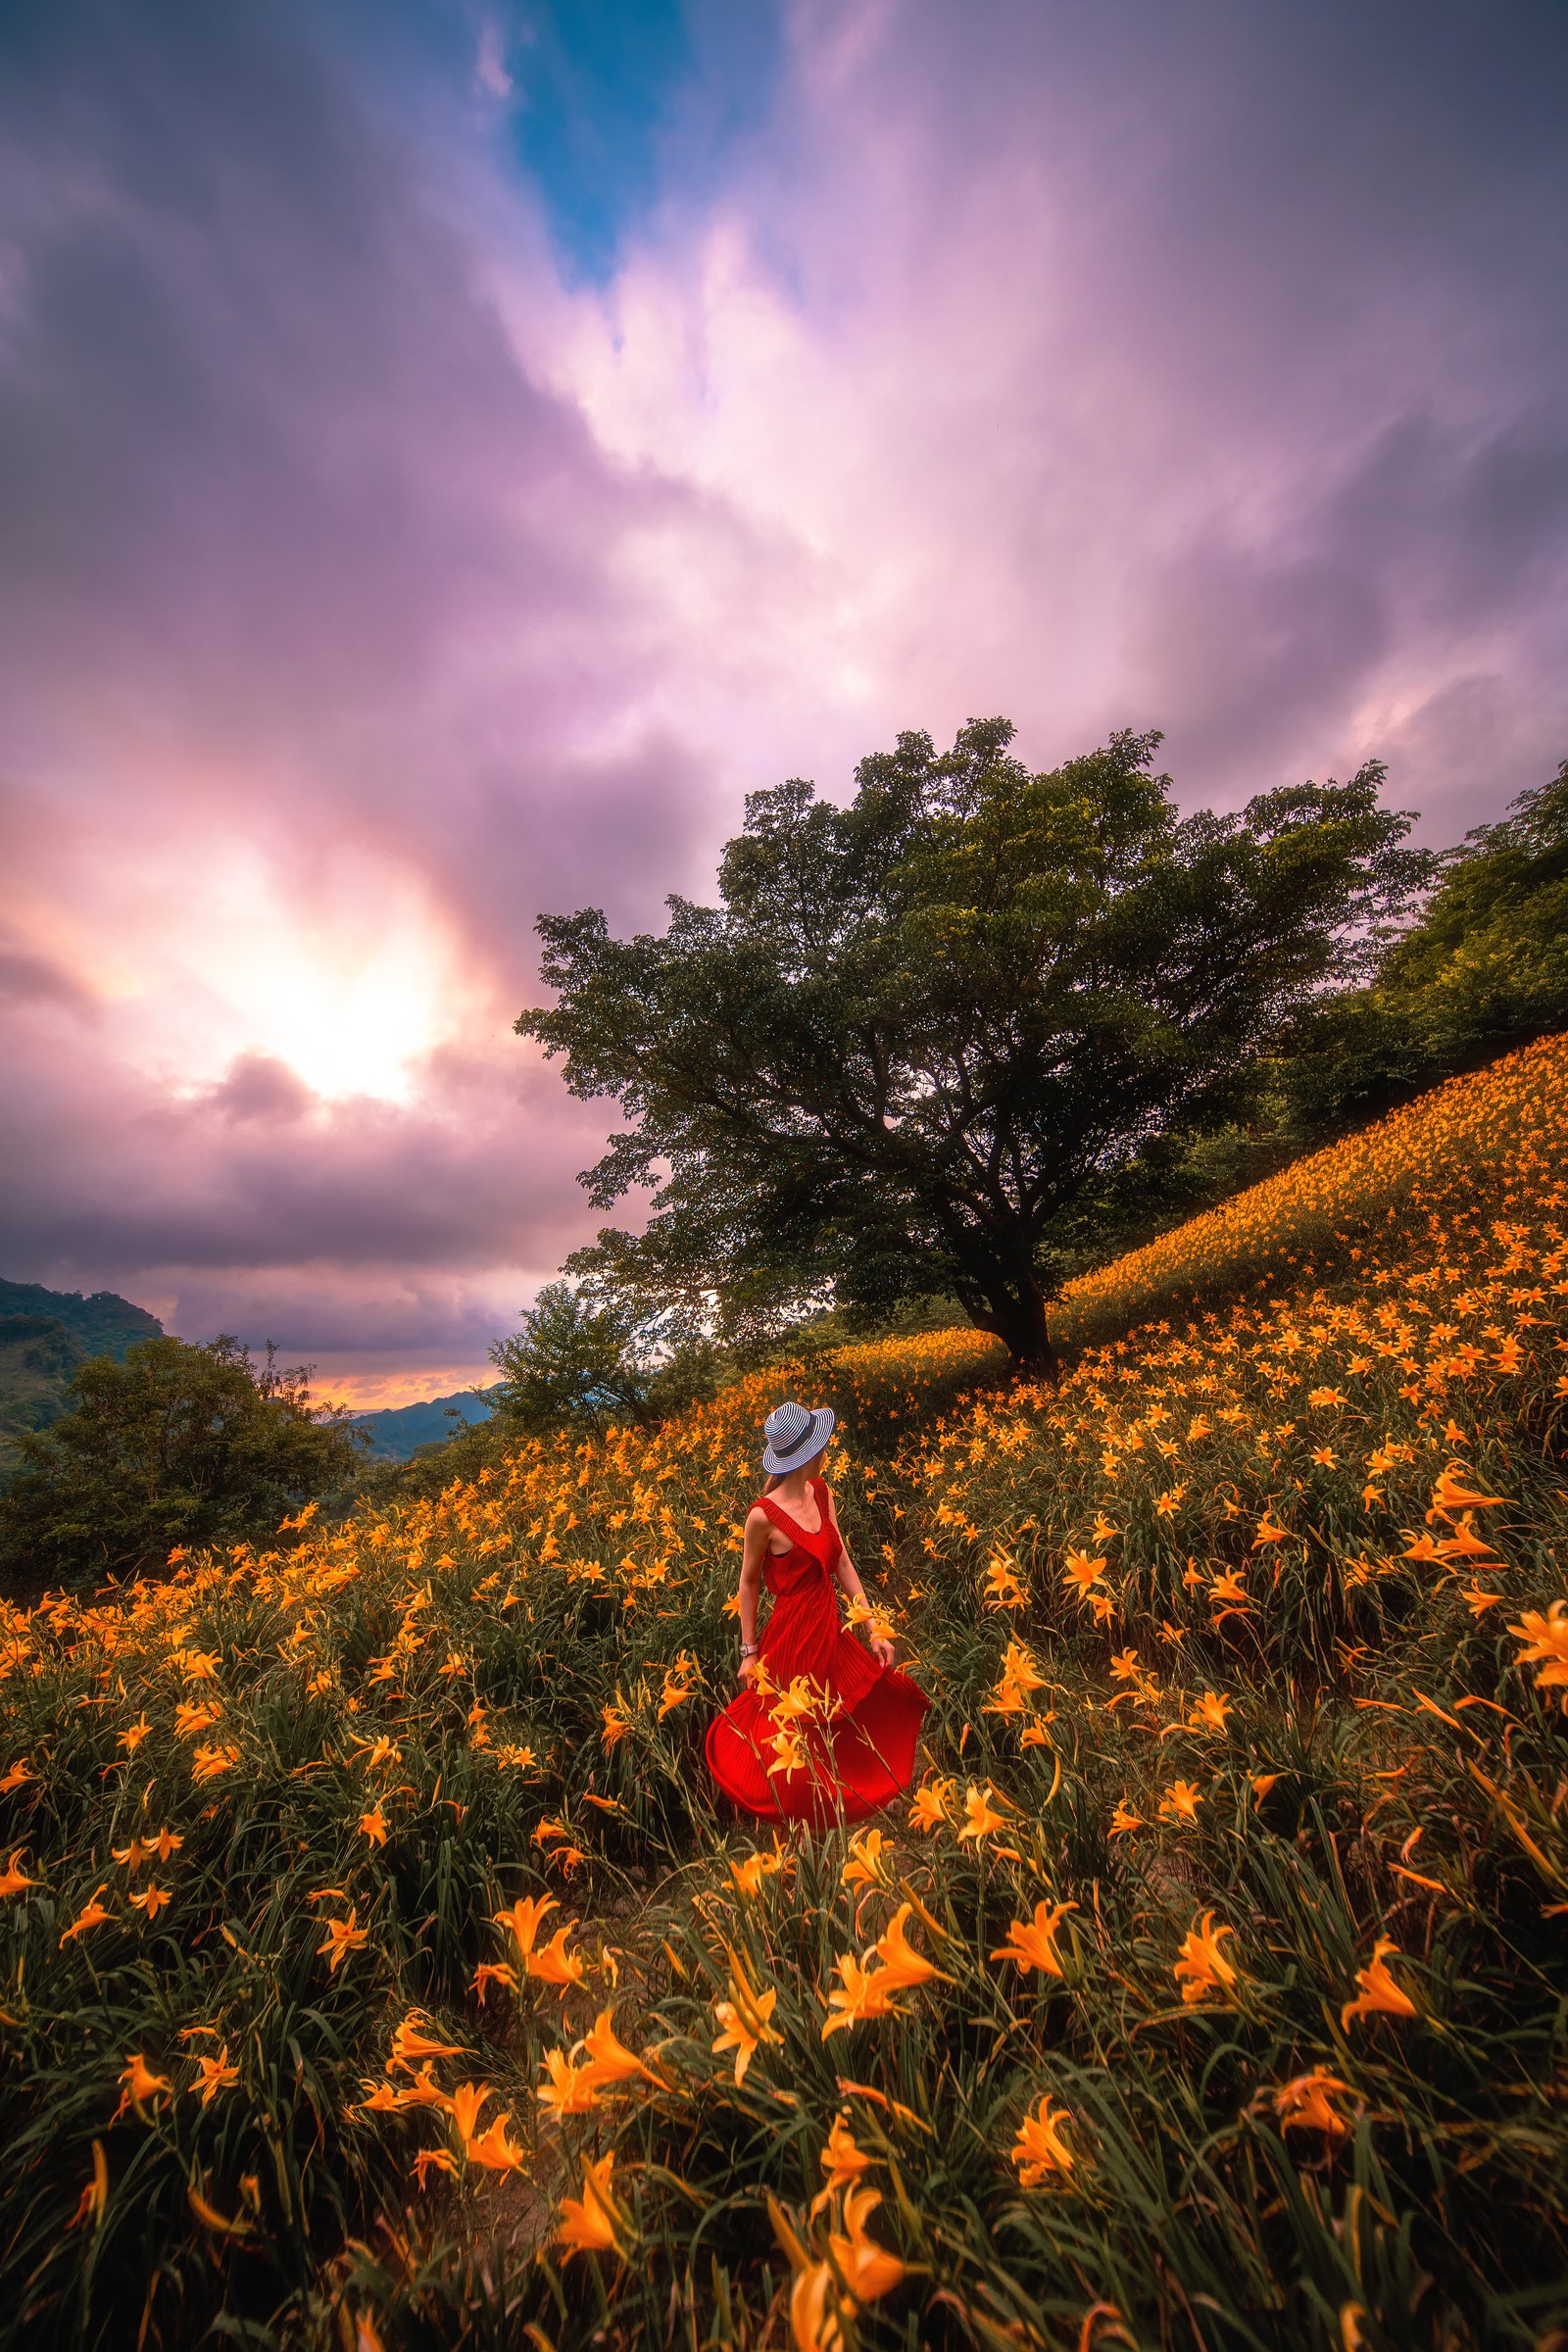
497, 0, 781, 285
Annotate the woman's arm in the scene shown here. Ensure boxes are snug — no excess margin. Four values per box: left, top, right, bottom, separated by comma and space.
823, 1486, 895, 1668
736, 1507, 770, 1683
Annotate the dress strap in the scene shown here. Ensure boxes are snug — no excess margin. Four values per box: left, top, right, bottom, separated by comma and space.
754, 1491, 827, 1546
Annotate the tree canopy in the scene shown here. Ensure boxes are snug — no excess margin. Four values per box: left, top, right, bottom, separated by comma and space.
0, 1337, 364, 1594
1280, 756, 1568, 1138
487, 1281, 718, 1437
517, 719, 1431, 1364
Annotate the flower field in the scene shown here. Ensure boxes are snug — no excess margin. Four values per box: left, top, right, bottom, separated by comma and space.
4, 1037, 1568, 2349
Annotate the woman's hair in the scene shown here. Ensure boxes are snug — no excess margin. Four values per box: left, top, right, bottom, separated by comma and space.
760, 1447, 826, 1495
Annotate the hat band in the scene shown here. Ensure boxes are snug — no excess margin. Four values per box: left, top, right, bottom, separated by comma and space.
770, 1419, 820, 1460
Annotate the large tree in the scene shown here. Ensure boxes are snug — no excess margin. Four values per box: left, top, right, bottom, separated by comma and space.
517, 720, 1430, 1366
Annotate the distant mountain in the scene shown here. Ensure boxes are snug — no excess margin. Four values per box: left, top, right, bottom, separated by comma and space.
0, 1279, 164, 1359
351, 1387, 498, 1462
0, 1279, 166, 1476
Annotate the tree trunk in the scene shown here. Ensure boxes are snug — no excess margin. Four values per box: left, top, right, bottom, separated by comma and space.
963, 1269, 1058, 1379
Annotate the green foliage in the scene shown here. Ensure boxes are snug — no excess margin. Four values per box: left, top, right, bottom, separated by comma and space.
0, 1280, 163, 1363
1282, 756, 1568, 1137
518, 718, 1430, 1364
0, 1316, 84, 1479
0, 1338, 365, 1596
488, 1280, 722, 1438
0, 1286, 165, 1483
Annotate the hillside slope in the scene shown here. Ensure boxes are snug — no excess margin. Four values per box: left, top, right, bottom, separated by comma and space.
0, 1281, 165, 1477
1, 1041, 1566, 2349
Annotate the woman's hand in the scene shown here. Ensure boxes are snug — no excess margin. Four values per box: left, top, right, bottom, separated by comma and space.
738, 1654, 761, 1685
870, 1636, 896, 1670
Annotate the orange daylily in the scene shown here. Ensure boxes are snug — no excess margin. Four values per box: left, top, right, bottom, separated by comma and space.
985, 1640, 1048, 1716
871, 1904, 941, 1990
809, 2113, 877, 2217
557, 2151, 629, 2259
1061, 1550, 1107, 1602
60, 1886, 113, 1946
1341, 1936, 1417, 2029
1506, 1599, 1568, 1700
389, 2011, 466, 2072
730, 1847, 786, 1898
1187, 1691, 1233, 1735
1159, 1780, 1201, 1826
907, 1778, 954, 1834
466, 2110, 526, 2172
982, 1552, 1026, 1609
129, 1883, 172, 1922
1109, 1801, 1143, 1838
68, 2141, 109, 2231
579, 2003, 669, 2090
537, 2046, 602, 2115
115, 2052, 173, 2120
956, 1784, 1007, 1842
1173, 1911, 1238, 2005
528, 1925, 586, 1989
785, 2182, 907, 2352
446, 2080, 493, 2141
711, 1949, 784, 2083
1429, 1467, 1505, 1520
472, 1962, 518, 2004
493, 1891, 557, 1959
317, 1907, 369, 1974
659, 1657, 699, 1718
821, 1950, 904, 2038
992, 1899, 1076, 1980
1273, 2070, 1352, 2138
841, 1830, 888, 1889
358, 1805, 388, 1846
189, 2044, 241, 2106
0, 1848, 36, 1899
1010, 2093, 1077, 2185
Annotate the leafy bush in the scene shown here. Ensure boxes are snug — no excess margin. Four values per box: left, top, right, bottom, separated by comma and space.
0, 1338, 364, 1596
1282, 757, 1568, 1137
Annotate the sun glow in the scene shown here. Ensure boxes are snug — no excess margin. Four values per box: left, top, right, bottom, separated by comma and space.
91, 831, 486, 1107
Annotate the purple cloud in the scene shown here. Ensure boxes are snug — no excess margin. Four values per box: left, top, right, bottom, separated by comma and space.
0, 0, 1563, 1395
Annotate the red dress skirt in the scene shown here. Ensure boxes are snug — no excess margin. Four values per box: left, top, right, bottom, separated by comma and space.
705, 1481, 927, 1825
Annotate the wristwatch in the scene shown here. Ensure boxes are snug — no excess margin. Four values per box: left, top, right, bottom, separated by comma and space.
739, 1642, 759, 1658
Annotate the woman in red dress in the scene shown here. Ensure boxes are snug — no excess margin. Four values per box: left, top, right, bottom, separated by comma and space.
706, 1400, 927, 1825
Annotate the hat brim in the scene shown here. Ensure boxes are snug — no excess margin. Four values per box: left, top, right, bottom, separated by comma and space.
761, 1405, 836, 1476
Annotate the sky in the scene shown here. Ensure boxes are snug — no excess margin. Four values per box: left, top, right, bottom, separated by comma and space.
1, 0, 1565, 1406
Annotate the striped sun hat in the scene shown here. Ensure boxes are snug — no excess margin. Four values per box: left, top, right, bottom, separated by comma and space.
760, 1399, 837, 1475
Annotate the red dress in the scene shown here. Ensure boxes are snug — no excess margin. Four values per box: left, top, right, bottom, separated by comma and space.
706, 1480, 927, 1825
